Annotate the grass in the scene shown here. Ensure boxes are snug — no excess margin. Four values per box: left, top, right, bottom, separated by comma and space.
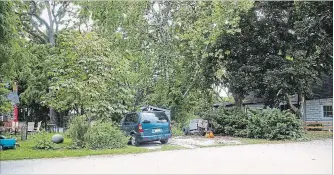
228, 131, 333, 145
304, 131, 333, 140
199, 131, 333, 148
171, 127, 184, 137
0, 133, 150, 161
230, 131, 332, 145
0, 133, 184, 161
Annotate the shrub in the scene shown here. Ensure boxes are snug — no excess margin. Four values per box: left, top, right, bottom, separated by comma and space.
84, 122, 128, 149
171, 122, 184, 136
202, 108, 304, 140
31, 130, 55, 150
65, 115, 89, 147
247, 109, 305, 140
202, 108, 248, 137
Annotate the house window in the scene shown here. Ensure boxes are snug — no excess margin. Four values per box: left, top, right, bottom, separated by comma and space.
323, 106, 333, 117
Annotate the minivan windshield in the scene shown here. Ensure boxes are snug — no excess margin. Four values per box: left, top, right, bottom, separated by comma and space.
141, 113, 169, 123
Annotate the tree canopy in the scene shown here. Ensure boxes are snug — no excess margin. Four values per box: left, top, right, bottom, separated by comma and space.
1, 1, 332, 125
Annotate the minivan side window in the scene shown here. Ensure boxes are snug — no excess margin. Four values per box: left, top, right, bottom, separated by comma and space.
124, 113, 138, 125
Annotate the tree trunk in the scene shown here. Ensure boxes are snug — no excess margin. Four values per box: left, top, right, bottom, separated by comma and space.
299, 93, 305, 121
45, 1, 58, 127
233, 93, 244, 111
285, 93, 302, 118
49, 108, 58, 126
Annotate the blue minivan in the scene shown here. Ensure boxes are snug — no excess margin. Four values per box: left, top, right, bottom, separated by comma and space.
120, 111, 172, 146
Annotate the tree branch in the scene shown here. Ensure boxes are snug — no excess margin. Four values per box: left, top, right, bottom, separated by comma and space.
51, 1, 57, 30
27, 12, 50, 31
45, 1, 53, 30
285, 93, 298, 113
28, 1, 50, 30
56, 2, 70, 18
54, 2, 70, 33
18, 12, 48, 43
24, 27, 47, 44
182, 69, 199, 98
30, 19, 49, 42
19, 14, 48, 43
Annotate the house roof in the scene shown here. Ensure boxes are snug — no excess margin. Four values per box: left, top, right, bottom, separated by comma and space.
214, 74, 332, 107
242, 92, 264, 104
213, 102, 234, 107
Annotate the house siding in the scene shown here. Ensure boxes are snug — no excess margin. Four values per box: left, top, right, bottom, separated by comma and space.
305, 98, 333, 121
246, 104, 265, 110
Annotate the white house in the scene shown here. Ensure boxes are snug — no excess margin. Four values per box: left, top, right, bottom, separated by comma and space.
213, 74, 333, 122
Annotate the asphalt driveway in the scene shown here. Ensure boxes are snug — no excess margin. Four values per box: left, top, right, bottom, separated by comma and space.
1, 139, 332, 174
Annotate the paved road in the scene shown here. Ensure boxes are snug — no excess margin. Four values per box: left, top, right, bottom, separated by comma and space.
1, 139, 332, 174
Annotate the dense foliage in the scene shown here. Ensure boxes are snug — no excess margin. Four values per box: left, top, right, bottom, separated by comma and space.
203, 108, 304, 140
212, 1, 332, 114
247, 109, 304, 140
65, 115, 89, 147
84, 122, 128, 149
202, 108, 249, 137
66, 116, 128, 149
31, 130, 56, 150
1, 1, 332, 131
0, 2, 17, 114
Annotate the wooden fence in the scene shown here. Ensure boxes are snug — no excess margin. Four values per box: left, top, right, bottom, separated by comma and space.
304, 121, 333, 131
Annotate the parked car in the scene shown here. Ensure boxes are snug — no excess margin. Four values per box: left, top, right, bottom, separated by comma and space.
120, 111, 172, 146
182, 119, 210, 136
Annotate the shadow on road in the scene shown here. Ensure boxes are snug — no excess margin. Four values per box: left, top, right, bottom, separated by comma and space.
137, 141, 162, 150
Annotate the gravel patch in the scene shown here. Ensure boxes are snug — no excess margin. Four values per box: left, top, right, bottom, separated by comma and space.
168, 136, 242, 148
217, 140, 242, 144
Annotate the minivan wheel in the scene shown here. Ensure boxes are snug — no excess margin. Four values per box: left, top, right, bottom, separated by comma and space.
160, 139, 168, 144
130, 134, 139, 146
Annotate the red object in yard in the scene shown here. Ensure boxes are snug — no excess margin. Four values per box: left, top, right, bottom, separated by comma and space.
13, 105, 18, 122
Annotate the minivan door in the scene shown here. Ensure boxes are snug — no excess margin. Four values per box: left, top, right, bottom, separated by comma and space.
140, 113, 170, 136
123, 113, 139, 135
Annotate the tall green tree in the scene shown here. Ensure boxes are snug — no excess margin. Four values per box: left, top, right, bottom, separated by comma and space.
86, 0, 253, 122
15, 1, 88, 125
0, 2, 20, 114
212, 1, 332, 117
43, 31, 134, 122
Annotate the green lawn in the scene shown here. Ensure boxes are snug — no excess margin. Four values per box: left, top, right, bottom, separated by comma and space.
0, 133, 150, 161
304, 131, 333, 140
234, 131, 333, 145
0, 133, 185, 161
199, 131, 333, 148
